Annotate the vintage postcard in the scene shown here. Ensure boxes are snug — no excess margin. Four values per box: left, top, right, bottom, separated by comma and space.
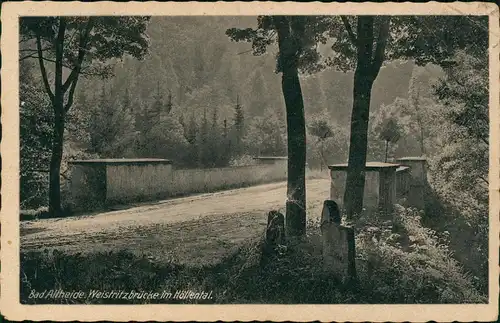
1, 1, 499, 322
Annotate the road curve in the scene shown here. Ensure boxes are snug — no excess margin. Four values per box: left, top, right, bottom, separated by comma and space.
21, 178, 331, 265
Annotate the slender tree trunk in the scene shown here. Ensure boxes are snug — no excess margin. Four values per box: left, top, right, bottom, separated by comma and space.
319, 139, 325, 171
320, 146, 324, 171
413, 88, 425, 156
344, 69, 374, 219
33, 18, 90, 214
48, 102, 65, 215
418, 125, 425, 156
343, 16, 389, 220
282, 68, 307, 236
416, 116, 425, 156
48, 18, 67, 215
384, 140, 389, 162
275, 16, 307, 236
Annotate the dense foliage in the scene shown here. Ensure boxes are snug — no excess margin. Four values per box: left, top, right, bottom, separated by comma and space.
20, 16, 151, 214
19, 14, 490, 305
20, 205, 486, 304
20, 62, 53, 208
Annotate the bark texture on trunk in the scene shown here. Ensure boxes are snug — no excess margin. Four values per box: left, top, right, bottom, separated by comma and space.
45, 18, 90, 215
343, 16, 375, 220
384, 140, 389, 162
275, 16, 307, 236
282, 68, 307, 236
48, 105, 65, 214
48, 18, 67, 215
344, 69, 374, 219
343, 16, 390, 220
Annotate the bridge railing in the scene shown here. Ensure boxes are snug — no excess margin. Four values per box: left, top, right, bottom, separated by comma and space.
67, 157, 290, 212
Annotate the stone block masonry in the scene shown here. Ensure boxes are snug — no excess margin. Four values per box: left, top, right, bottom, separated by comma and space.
328, 162, 400, 215
328, 157, 428, 214
320, 200, 357, 284
67, 157, 290, 212
397, 157, 427, 210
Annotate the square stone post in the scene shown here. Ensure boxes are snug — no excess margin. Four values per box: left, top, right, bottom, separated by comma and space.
68, 163, 107, 211
329, 170, 346, 208
320, 200, 356, 284
378, 168, 397, 214
397, 157, 427, 210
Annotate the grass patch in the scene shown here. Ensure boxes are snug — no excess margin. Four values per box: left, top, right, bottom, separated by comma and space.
20, 235, 352, 304
20, 205, 486, 304
20, 206, 75, 221
306, 168, 330, 180
354, 205, 487, 303
20, 207, 50, 221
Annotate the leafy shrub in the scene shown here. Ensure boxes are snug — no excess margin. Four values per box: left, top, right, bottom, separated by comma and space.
20, 206, 486, 304
21, 250, 215, 304
229, 154, 257, 167
356, 205, 486, 303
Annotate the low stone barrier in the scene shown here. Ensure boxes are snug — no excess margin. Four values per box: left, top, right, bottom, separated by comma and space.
261, 210, 286, 268
68, 158, 289, 212
320, 200, 357, 284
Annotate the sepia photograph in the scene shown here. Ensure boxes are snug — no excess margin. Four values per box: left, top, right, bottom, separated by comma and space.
1, 2, 499, 322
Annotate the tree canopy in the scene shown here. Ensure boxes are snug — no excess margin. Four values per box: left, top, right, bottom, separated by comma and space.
20, 16, 151, 214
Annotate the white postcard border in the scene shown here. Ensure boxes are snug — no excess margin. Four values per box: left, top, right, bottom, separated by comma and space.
1, 2, 499, 322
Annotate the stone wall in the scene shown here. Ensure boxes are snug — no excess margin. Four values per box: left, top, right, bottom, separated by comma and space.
397, 157, 427, 209
68, 158, 289, 211
329, 169, 382, 210
106, 163, 173, 203
169, 164, 287, 197
69, 163, 107, 210
328, 159, 427, 214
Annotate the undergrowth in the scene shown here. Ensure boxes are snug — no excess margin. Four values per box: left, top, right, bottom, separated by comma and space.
355, 205, 486, 303
20, 206, 487, 304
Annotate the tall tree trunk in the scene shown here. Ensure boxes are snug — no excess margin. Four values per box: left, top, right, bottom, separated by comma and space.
384, 140, 389, 162
35, 17, 90, 214
275, 16, 307, 236
416, 113, 425, 156
48, 103, 65, 215
344, 67, 374, 219
343, 16, 390, 220
418, 123, 425, 156
282, 68, 307, 236
413, 87, 426, 156
48, 18, 66, 215
319, 140, 324, 171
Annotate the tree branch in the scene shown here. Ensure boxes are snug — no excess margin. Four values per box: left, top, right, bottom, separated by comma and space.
24, 56, 85, 72
371, 16, 391, 75
480, 135, 489, 146
236, 49, 253, 55
62, 18, 94, 94
35, 34, 54, 103
54, 17, 67, 108
64, 77, 79, 112
20, 52, 39, 61
63, 18, 95, 112
341, 16, 358, 47
20, 47, 51, 53
28, 56, 57, 64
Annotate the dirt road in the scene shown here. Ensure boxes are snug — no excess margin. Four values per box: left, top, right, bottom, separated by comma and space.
21, 179, 331, 265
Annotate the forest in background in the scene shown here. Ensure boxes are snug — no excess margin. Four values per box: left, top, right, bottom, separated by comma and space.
20, 18, 422, 171
18, 14, 490, 300
21, 17, 484, 214
19, 16, 486, 232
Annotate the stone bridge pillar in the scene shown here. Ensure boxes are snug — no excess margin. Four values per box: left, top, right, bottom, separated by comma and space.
397, 157, 427, 210
328, 162, 400, 215
378, 167, 397, 215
